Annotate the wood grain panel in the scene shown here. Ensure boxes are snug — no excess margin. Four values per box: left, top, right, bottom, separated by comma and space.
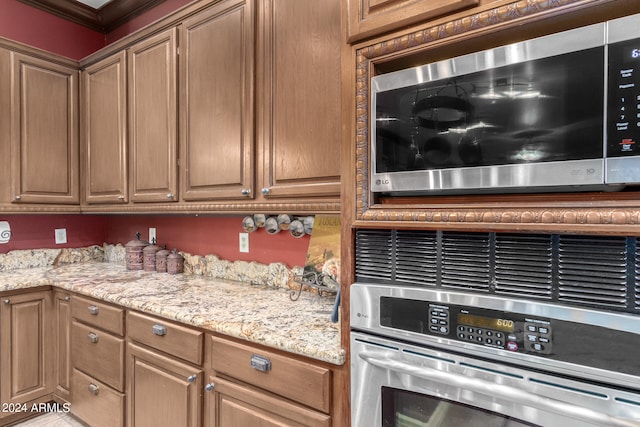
71, 368, 124, 427
72, 320, 125, 391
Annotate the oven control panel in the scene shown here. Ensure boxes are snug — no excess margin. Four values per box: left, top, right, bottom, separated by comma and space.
380, 297, 553, 355
427, 305, 553, 355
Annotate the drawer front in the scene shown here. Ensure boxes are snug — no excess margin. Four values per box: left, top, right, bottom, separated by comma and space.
71, 368, 124, 427
127, 311, 203, 365
210, 336, 331, 413
71, 295, 124, 336
72, 321, 125, 391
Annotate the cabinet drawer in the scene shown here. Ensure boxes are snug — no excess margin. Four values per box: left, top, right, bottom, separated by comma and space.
127, 311, 203, 365
71, 295, 124, 336
72, 320, 125, 391
72, 368, 124, 427
209, 336, 331, 413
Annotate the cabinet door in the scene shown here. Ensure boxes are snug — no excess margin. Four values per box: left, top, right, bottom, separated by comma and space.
0, 291, 54, 404
54, 291, 71, 400
204, 376, 331, 427
128, 28, 178, 203
127, 343, 202, 427
10, 53, 79, 204
82, 52, 128, 204
347, 0, 478, 42
180, 0, 255, 201
257, 0, 341, 200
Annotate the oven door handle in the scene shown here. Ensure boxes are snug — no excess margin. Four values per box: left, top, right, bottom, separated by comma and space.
360, 352, 639, 427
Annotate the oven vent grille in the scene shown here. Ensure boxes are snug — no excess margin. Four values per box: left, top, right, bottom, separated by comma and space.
441, 232, 490, 291
494, 234, 553, 300
557, 235, 628, 309
355, 230, 637, 314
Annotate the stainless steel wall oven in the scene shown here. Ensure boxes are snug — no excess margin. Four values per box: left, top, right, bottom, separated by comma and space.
351, 230, 640, 426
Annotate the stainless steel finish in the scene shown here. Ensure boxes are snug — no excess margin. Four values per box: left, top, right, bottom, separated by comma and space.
250, 354, 271, 372
351, 283, 640, 388
351, 332, 640, 427
87, 332, 99, 343
261, 187, 271, 196
152, 323, 167, 336
205, 383, 215, 392
88, 383, 99, 395
607, 157, 640, 184
187, 374, 197, 383
607, 13, 640, 44
241, 188, 250, 196
371, 159, 606, 193
87, 305, 99, 315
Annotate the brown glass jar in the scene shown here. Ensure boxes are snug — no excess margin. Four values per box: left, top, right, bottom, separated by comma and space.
125, 233, 147, 271
167, 249, 184, 275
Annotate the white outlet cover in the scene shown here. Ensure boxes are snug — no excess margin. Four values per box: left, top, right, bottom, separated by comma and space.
149, 228, 157, 243
0, 221, 10, 244
55, 228, 67, 244
239, 233, 249, 253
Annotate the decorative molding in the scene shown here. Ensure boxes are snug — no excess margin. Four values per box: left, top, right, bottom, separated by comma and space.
353, 0, 640, 232
18, 0, 167, 33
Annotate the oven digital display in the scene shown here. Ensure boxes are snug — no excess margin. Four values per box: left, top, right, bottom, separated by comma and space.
457, 313, 515, 332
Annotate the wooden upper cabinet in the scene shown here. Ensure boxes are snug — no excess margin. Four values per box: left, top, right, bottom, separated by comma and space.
180, 0, 255, 201
82, 52, 128, 204
257, 0, 341, 200
10, 53, 79, 204
347, 0, 479, 42
128, 28, 178, 203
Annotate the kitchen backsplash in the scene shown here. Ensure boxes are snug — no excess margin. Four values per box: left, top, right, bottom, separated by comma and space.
0, 244, 314, 293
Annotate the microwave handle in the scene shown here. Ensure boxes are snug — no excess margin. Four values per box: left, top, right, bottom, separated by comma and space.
360, 352, 639, 427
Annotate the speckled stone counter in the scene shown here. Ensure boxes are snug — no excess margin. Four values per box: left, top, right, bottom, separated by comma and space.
0, 259, 345, 366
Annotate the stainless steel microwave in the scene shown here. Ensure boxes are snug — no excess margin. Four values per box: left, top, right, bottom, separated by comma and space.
371, 13, 640, 195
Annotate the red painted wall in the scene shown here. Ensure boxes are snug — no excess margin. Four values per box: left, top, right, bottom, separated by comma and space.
0, 215, 107, 254
105, 215, 310, 268
0, 0, 105, 60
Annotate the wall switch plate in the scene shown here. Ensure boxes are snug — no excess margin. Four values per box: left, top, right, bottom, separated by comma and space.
55, 228, 67, 244
149, 228, 156, 243
239, 233, 249, 253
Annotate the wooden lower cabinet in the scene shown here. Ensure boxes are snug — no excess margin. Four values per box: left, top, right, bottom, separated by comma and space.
0, 291, 54, 406
127, 342, 203, 427
204, 375, 331, 427
53, 290, 71, 400
71, 368, 124, 427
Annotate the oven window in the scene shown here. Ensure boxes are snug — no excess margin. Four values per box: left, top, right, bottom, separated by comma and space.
382, 387, 540, 427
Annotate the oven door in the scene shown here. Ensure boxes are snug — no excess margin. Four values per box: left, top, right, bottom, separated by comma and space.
351, 332, 640, 427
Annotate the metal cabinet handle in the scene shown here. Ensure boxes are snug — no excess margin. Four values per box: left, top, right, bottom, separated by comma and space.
250, 354, 271, 372
205, 383, 215, 392
64, 296, 70, 301
187, 374, 197, 383
241, 188, 250, 196
88, 383, 99, 395
166, 193, 174, 199
152, 324, 167, 336
3, 299, 9, 304
88, 332, 99, 343
14, 195, 21, 201
87, 305, 99, 315
261, 187, 271, 196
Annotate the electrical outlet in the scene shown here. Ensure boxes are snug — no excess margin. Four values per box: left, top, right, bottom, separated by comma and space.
149, 228, 157, 243
55, 228, 67, 244
239, 233, 249, 253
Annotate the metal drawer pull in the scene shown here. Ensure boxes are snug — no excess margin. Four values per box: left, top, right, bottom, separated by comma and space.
88, 332, 99, 343
87, 305, 99, 315
64, 296, 70, 301
205, 383, 215, 392
3, 299, 9, 304
187, 375, 197, 383
250, 354, 271, 372
152, 324, 167, 336
88, 383, 99, 395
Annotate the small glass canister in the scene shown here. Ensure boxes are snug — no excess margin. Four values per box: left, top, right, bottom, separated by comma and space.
155, 246, 170, 273
125, 232, 147, 270
143, 239, 161, 272
167, 249, 184, 275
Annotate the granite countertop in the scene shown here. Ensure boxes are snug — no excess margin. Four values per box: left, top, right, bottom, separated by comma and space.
0, 262, 345, 365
